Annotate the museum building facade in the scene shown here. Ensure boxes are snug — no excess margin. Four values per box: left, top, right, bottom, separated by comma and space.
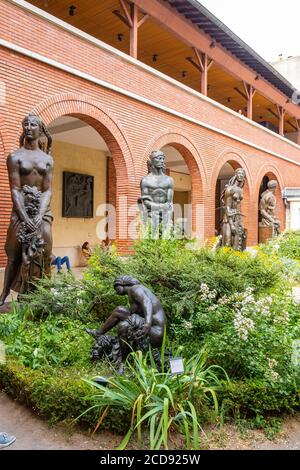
1, 0, 300, 267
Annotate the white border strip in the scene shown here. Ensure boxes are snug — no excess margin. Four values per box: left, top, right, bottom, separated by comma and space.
1, 37, 300, 167
8, 0, 300, 152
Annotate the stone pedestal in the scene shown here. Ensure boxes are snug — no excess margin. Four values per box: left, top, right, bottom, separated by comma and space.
259, 224, 273, 244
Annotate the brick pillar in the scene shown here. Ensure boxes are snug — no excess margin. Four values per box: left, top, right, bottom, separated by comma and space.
0, 143, 10, 267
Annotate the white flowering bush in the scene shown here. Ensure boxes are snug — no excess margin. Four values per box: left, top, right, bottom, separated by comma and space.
172, 283, 300, 385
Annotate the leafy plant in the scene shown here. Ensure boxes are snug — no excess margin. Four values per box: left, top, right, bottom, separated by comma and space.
82, 347, 229, 450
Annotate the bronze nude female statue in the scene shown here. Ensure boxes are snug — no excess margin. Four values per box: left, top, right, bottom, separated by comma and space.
220, 167, 247, 251
0, 113, 53, 306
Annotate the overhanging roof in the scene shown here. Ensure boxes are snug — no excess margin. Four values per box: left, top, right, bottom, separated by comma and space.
165, 0, 297, 100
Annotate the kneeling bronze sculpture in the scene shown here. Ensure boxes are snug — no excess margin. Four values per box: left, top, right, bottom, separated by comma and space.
86, 276, 167, 374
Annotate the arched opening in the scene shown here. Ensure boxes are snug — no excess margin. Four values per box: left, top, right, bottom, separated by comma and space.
161, 145, 192, 238
215, 160, 250, 238
141, 134, 204, 241
47, 115, 118, 266
257, 172, 285, 240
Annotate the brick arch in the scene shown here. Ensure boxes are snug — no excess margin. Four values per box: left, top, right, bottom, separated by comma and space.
255, 165, 285, 232
141, 132, 207, 237
33, 94, 136, 253
211, 152, 252, 243
33, 94, 134, 184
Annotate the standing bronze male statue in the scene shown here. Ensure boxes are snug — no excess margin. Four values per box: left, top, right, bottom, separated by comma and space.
86, 275, 167, 374
220, 168, 247, 251
0, 113, 53, 307
259, 180, 280, 243
138, 150, 174, 238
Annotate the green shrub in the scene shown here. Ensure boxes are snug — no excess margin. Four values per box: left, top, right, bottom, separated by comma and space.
0, 310, 99, 371
0, 360, 126, 431
172, 283, 300, 385
220, 378, 300, 416
259, 231, 300, 281
1, 238, 299, 441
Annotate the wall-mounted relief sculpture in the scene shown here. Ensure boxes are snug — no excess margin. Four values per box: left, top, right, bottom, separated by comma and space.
220, 167, 247, 251
62, 171, 94, 218
138, 150, 174, 238
0, 113, 53, 310
259, 180, 280, 243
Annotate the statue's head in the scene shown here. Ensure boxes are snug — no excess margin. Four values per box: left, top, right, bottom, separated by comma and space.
235, 168, 246, 183
114, 275, 140, 295
20, 113, 52, 154
267, 180, 277, 193
148, 150, 165, 173
227, 167, 246, 188
22, 113, 43, 141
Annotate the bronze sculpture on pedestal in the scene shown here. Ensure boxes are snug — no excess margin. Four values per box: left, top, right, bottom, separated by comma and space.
138, 150, 174, 238
220, 167, 247, 251
0, 113, 53, 307
259, 180, 280, 243
86, 275, 167, 374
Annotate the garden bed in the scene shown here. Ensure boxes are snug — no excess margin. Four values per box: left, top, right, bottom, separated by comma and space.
0, 236, 300, 449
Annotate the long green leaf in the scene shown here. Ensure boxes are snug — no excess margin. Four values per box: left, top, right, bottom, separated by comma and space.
116, 429, 132, 450
188, 401, 200, 450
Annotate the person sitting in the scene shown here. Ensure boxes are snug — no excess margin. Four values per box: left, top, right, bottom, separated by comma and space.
51, 253, 71, 274
0, 432, 16, 449
81, 241, 92, 264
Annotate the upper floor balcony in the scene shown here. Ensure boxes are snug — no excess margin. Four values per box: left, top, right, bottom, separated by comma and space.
2, 0, 300, 162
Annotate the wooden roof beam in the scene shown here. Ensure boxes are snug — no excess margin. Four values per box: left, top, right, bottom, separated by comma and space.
132, 0, 300, 120
113, 1, 149, 59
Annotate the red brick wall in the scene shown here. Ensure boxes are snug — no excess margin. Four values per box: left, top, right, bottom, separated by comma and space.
1, 0, 300, 264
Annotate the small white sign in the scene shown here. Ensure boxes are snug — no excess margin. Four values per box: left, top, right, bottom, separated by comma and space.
169, 357, 184, 375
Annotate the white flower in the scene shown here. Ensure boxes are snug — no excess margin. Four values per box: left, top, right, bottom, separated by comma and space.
265, 358, 279, 382
208, 305, 218, 312
233, 311, 255, 341
274, 311, 290, 324
183, 321, 193, 331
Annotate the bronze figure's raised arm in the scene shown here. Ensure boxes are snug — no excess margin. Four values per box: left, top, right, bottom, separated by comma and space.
0, 113, 53, 307
138, 150, 174, 238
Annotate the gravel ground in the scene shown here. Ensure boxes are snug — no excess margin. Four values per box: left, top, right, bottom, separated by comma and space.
1, 393, 300, 451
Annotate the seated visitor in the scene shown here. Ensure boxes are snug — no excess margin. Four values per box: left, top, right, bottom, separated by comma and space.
81, 241, 92, 262
51, 253, 71, 274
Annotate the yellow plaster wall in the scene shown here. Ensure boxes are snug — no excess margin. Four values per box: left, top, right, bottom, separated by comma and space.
51, 141, 107, 266
170, 171, 191, 191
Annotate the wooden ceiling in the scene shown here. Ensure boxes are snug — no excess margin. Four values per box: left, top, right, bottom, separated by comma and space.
29, 0, 295, 133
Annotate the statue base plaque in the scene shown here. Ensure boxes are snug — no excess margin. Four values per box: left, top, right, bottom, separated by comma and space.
259, 224, 273, 244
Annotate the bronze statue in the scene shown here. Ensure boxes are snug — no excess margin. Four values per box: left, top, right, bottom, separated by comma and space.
86, 275, 167, 374
220, 168, 247, 251
0, 113, 53, 307
259, 180, 280, 242
138, 150, 174, 238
